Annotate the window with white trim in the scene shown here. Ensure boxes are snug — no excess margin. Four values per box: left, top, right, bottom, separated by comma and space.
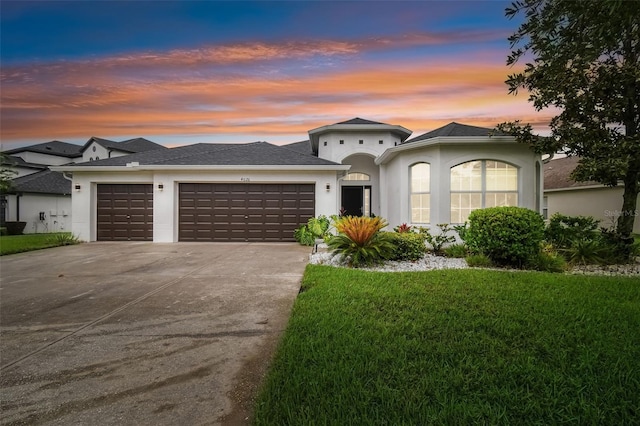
450, 160, 518, 223
343, 172, 370, 181
410, 163, 430, 223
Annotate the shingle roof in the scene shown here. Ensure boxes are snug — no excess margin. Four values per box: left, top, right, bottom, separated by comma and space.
83, 137, 166, 153
70, 142, 340, 167
544, 156, 600, 190
336, 117, 387, 125
1, 155, 48, 170
404, 122, 504, 144
2, 141, 82, 158
9, 169, 71, 195
281, 140, 313, 155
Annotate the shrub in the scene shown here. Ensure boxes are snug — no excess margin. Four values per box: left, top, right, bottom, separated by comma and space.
465, 254, 493, 268
527, 250, 567, 272
545, 213, 599, 249
0, 227, 6, 236
443, 243, 468, 258
294, 216, 331, 246
421, 224, 456, 255
328, 216, 394, 267
393, 223, 414, 233
562, 238, 608, 265
385, 232, 427, 261
466, 207, 545, 268
453, 223, 468, 241
46, 233, 80, 246
598, 227, 637, 264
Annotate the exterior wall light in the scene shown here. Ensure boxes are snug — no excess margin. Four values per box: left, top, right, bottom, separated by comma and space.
158, 183, 164, 191
74, 184, 81, 192
325, 183, 331, 192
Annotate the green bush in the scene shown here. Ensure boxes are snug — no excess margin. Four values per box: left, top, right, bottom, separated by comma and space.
0, 227, 6, 236
328, 216, 395, 267
527, 250, 567, 272
294, 216, 331, 246
465, 254, 493, 268
46, 233, 80, 246
443, 243, 468, 258
545, 213, 599, 249
420, 223, 456, 255
385, 232, 427, 261
466, 207, 545, 268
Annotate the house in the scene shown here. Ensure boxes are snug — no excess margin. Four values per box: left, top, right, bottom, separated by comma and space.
544, 156, 640, 233
1, 137, 166, 233
52, 118, 542, 242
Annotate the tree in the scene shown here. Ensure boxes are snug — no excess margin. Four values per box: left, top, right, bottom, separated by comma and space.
0, 153, 17, 193
499, 0, 639, 241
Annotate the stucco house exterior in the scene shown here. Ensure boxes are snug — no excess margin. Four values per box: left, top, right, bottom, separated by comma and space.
52, 118, 542, 242
544, 156, 640, 233
1, 138, 165, 233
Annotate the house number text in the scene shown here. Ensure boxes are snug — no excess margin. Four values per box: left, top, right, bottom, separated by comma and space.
240, 177, 250, 182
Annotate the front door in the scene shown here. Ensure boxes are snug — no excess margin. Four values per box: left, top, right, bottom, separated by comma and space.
341, 186, 372, 217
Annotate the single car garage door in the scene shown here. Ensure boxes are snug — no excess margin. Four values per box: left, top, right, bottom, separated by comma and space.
179, 183, 315, 242
97, 184, 153, 241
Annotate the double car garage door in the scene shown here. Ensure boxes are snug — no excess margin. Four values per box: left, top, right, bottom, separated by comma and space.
97, 183, 315, 242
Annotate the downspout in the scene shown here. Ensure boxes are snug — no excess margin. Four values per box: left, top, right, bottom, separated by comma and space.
16, 192, 21, 221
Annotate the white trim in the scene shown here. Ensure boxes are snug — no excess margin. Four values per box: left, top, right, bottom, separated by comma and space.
51, 164, 351, 172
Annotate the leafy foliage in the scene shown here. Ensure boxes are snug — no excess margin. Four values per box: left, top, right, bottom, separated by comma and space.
464, 254, 493, 268
294, 215, 331, 246
545, 213, 600, 249
328, 216, 394, 267
385, 232, 427, 261
443, 243, 468, 258
46, 233, 81, 246
466, 207, 545, 268
421, 224, 456, 255
500, 0, 640, 238
393, 223, 414, 233
527, 249, 568, 273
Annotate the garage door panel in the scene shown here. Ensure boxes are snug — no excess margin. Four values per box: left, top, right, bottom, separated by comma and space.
97, 184, 153, 241
179, 183, 314, 242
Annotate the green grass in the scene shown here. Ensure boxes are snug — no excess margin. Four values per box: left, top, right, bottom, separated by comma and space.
0, 232, 80, 255
254, 266, 640, 425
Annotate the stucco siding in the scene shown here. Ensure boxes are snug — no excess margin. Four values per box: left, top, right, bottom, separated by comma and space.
3, 193, 71, 233
546, 186, 640, 233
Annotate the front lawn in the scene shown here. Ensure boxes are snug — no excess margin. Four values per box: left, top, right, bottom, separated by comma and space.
0, 232, 79, 255
254, 266, 640, 424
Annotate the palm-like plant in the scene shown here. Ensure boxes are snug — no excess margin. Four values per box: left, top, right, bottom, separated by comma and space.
328, 216, 394, 267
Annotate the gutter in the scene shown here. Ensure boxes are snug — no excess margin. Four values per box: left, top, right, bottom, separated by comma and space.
50, 164, 351, 172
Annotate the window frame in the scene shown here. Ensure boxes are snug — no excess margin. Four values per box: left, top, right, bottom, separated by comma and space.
410, 162, 431, 224
450, 160, 519, 224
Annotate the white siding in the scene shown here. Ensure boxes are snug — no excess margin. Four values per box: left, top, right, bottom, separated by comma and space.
3, 193, 71, 233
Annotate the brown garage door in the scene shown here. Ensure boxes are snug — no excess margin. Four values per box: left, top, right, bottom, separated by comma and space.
179, 183, 315, 242
97, 184, 153, 241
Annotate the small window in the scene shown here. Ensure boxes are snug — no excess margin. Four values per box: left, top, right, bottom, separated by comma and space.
359, 140, 363, 144
90, 157, 93, 161
340, 140, 344, 144
343, 172, 370, 181
379, 140, 383, 144
323, 141, 327, 146
95, 156, 99, 160
92, 146, 96, 152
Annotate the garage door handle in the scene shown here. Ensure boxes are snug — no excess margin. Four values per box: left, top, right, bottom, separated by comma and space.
244, 215, 249, 219
126, 215, 131, 219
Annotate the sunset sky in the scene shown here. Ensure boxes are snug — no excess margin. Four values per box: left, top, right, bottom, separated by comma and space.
0, 1, 553, 149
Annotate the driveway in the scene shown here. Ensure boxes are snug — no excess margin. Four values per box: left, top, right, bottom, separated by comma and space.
0, 242, 310, 425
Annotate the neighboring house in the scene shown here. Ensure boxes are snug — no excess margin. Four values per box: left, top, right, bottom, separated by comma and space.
1, 137, 166, 233
81, 137, 166, 162
52, 118, 542, 242
544, 156, 640, 233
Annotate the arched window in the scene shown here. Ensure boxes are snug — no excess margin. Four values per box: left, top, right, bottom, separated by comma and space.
410, 163, 430, 223
343, 172, 370, 181
450, 160, 518, 223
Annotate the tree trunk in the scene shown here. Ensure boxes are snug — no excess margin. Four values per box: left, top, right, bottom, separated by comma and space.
617, 163, 639, 238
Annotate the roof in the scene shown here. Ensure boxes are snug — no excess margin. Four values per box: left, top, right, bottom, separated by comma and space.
1, 155, 48, 171
336, 117, 387, 125
8, 169, 71, 195
404, 122, 504, 144
82, 137, 166, 154
63, 141, 341, 167
544, 156, 600, 190
281, 140, 313, 155
2, 141, 83, 158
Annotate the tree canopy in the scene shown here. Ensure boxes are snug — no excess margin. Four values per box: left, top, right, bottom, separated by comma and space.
499, 0, 639, 238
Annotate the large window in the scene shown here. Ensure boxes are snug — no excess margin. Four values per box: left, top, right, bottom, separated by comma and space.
450, 160, 518, 223
410, 163, 430, 223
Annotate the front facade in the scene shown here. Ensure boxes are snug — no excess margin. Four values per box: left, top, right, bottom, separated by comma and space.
53, 118, 542, 242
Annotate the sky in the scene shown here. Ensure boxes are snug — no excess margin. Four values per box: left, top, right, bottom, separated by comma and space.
0, 0, 552, 149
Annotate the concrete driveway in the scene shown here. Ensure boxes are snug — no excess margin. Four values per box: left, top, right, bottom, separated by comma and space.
0, 242, 310, 425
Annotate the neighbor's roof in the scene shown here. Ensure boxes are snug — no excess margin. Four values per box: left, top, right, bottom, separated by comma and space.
82, 136, 166, 153
544, 156, 600, 190
59, 141, 342, 168
404, 122, 505, 144
9, 169, 71, 195
1, 155, 48, 171
2, 141, 83, 158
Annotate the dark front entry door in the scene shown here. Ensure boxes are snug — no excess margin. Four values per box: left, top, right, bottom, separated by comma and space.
342, 186, 364, 216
